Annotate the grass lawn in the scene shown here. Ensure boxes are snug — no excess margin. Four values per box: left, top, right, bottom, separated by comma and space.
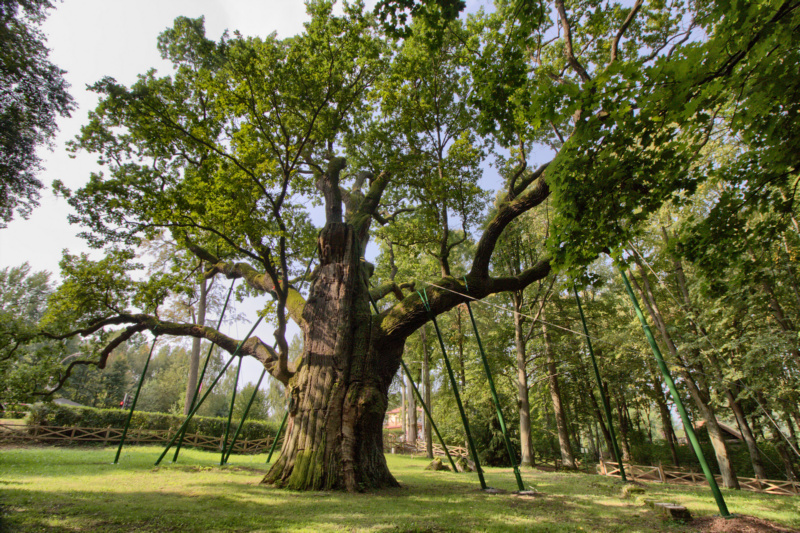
0, 446, 798, 532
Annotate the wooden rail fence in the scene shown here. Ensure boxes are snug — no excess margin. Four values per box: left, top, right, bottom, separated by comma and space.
383, 433, 469, 458
0, 422, 279, 455
598, 459, 800, 496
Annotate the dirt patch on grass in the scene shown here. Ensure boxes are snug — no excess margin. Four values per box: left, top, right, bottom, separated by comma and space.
690, 515, 799, 532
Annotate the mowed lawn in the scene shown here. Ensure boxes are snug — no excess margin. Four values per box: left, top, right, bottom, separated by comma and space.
1, 446, 798, 532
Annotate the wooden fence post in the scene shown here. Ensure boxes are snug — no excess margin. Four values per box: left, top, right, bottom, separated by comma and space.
658, 462, 666, 483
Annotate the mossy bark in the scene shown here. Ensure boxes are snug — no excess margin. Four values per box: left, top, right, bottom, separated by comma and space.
262, 222, 401, 492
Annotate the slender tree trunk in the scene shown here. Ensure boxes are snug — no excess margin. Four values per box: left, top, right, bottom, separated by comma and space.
649, 374, 680, 466
772, 430, 799, 482
630, 265, 740, 489
567, 398, 582, 454
585, 421, 598, 460
727, 387, 767, 479
406, 368, 417, 446
658, 236, 762, 477
542, 385, 556, 459
542, 311, 575, 468
513, 293, 534, 466
400, 371, 407, 442
783, 409, 800, 455
614, 391, 632, 462
421, 325, 433, 459
587, 389, 614, 459
185, 268, 207, 415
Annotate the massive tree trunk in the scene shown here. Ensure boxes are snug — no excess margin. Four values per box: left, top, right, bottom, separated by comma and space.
262, 223, 400, 491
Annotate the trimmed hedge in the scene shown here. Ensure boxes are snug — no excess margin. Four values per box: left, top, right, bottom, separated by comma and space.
27, 403, 279, 442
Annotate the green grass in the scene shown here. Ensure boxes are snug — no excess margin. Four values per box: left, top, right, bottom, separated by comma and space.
0, 446, 798, 532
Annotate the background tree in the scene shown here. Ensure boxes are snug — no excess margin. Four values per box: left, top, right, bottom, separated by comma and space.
0, 0, 74, 226
0, 263, 71, 405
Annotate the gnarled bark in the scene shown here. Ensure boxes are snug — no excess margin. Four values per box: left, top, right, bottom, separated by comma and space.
263, 223, 400, 491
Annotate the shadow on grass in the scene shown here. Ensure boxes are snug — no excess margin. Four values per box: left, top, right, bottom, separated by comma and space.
3, 448, 798, 532
0, 464, 679, 533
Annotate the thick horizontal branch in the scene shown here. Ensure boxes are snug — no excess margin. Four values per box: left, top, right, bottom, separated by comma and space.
45, 323, 148, 396
141, 315, 292, 385
49, 313, 293, 393
41, 315, 138, 340
379, 259, 551, 343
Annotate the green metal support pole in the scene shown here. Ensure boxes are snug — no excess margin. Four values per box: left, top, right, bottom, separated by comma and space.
154, 316, 263, 466
114, 339, 158, 464
572, 286, 627, 483
400, 359, 458, 473
267, 409, 288, 463
462, 280, 525, 491
224, 368, 268, 463
364, 288, 458, 472
619, 268, 731, 517
220, 355, 244, 464
419, 290, 487, 489
173, 279, 236, 463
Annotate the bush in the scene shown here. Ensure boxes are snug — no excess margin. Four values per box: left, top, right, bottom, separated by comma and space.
1, 404, 29, 419
27, 402, 279, 441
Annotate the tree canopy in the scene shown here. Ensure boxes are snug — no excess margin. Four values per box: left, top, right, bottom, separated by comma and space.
0, 0, 74, 226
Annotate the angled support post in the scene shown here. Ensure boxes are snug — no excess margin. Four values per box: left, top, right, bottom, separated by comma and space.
173, 279, 236, 463
463, 278, 525, 491
267, 409, 288, 463
573, 285, 627, 482
154, 316, 264, 466
419, 289, 487, 489
114, 338, 158, 464
619, 268, 730, 517
220, 355, 244, 464
224, 367, 268, 464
